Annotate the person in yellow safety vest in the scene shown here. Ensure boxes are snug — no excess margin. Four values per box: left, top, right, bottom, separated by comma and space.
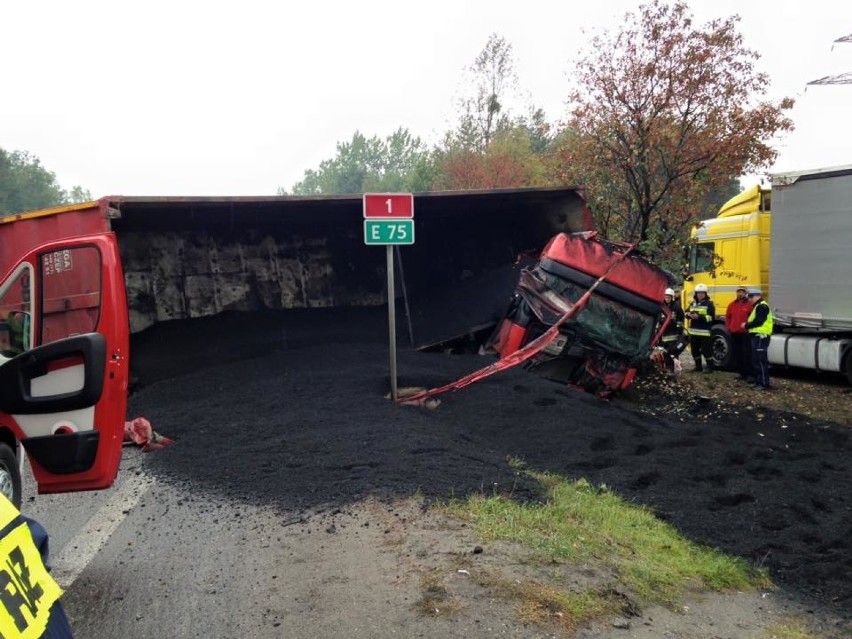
0, 493, 73, 638
659, 288, 686, 356
686, 283, 716, 372
742, 288, 773, 391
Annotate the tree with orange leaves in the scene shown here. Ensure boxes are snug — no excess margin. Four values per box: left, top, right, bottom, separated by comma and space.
549, 1, 794, 267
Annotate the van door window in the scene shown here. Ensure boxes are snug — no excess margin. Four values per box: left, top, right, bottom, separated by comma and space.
40, 246, 102, 345
0, 266, 34, 357
689, 242, 716, 274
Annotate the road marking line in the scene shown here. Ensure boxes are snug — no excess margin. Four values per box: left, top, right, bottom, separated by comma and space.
50, 474, 153, 588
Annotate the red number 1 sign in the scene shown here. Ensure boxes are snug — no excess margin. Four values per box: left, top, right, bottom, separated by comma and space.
363, 193, 414, 219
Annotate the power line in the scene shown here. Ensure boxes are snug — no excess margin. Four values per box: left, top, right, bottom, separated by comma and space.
808, 72, 852, 85
807, 32, 852, 85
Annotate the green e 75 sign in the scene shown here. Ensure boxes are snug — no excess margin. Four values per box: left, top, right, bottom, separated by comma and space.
363, 219, 415, 245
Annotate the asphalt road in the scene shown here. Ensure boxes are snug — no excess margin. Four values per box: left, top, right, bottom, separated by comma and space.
23, 449, 547, 639
23, 452, 335, 638
25, 451, 321, 639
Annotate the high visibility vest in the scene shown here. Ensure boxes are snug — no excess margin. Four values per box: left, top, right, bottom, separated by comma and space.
748, 300, 774, 336
0, 495, 63, 639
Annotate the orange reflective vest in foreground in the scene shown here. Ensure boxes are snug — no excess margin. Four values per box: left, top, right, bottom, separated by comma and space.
0, 495, 63, 639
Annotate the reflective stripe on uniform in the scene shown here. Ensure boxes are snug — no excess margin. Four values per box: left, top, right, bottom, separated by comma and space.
687, 300, 713, 337
687, 329, 711, 337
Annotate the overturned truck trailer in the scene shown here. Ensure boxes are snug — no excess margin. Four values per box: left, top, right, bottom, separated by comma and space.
0, 188, 593, 380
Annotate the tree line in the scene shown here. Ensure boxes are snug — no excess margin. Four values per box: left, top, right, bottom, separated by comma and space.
0, 149, 92, 216
281, 1, 793, 269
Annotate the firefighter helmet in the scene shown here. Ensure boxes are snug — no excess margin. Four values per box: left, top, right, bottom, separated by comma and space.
695, 283, 709, 293
664, 288, 675, 297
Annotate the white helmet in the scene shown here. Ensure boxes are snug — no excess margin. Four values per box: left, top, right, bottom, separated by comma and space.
695, 283, 709, 293
664, 288, 675, 297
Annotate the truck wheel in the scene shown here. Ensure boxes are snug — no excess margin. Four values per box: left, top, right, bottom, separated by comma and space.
0, 443, 22, 509
711, 326, 733, 370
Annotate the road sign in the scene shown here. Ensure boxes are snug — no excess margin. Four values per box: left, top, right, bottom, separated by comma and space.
363, 193, 414, 219
362, 194, 416, 402
364, 219, 415, 245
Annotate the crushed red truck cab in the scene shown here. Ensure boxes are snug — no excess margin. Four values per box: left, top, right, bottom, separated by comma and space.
489, 232, 670, 396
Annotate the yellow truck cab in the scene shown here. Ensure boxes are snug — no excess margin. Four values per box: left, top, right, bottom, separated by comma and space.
682, 185, 771, 368
683, 166, 852, 383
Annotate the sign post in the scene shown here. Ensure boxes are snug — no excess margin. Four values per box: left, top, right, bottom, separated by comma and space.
363, 194, 415, 402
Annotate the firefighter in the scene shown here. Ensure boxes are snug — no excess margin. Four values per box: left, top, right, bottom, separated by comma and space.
742, 288, 773, 390
686, 283, 715, 372
659, 288, 687, 358
0, 493, 74, 638
725, 286, 753, 382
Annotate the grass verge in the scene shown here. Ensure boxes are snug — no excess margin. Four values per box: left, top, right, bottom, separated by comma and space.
438, 462, 771, 632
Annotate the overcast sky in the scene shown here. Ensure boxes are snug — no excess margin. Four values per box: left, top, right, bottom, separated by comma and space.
1, 0, 850, 197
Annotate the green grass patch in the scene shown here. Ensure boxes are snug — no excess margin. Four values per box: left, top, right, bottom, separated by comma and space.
442, 466, 770, 613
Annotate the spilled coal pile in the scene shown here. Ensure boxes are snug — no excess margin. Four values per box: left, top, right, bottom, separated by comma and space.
130, 307, 852, 615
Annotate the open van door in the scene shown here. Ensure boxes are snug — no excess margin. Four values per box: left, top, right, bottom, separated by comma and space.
0, 234, 129, 502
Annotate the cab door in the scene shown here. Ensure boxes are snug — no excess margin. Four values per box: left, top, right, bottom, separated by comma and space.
0, 233, 129, 494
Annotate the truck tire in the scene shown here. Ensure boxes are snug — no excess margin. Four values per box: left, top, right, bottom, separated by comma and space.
711, 325, 733, 370
0, 442, 22, 509
845, 349, 852, 386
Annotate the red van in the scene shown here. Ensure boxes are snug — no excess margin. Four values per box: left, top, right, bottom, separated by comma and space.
0, 219, 128, 506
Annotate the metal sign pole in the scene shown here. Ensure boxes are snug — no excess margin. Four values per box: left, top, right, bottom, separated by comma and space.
386, 245, 398, 402
363, 193, 413, 403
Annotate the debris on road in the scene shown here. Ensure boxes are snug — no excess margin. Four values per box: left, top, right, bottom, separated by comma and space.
123, 417, 175, 452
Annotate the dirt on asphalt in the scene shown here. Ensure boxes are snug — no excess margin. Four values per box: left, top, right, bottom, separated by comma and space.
128, 308, 852, 637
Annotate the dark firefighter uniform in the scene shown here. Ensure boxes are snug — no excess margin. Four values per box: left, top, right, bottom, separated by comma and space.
687, 288, 715, 372
745, 289, 774, 390
659, 288, 689, 360
0, 494, 73, 638
660, 298, 687, 357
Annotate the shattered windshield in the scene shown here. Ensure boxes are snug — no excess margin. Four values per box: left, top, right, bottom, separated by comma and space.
537, 273, 657, 358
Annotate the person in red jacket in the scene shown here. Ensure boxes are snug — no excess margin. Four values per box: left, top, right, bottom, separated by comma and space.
725, 286, 753, 382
